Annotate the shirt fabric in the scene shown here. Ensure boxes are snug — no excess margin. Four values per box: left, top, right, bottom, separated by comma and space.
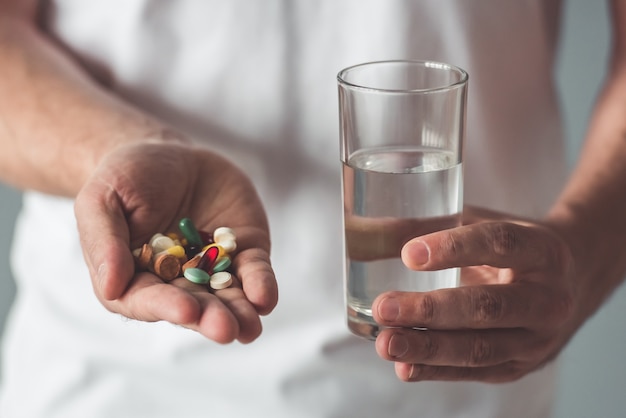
1, 1, 567, 417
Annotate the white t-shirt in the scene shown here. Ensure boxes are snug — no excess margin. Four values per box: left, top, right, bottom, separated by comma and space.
1, 1, 567, 417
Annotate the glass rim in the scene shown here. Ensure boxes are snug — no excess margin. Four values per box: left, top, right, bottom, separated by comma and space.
337, 59, 468, 94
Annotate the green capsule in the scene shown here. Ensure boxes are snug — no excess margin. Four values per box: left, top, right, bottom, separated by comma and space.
179, 218, 203, 247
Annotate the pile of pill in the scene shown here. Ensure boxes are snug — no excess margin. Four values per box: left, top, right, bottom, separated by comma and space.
132, 218, 236, 290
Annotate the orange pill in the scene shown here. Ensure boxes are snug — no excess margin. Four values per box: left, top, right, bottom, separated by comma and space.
133, 243, 153, 271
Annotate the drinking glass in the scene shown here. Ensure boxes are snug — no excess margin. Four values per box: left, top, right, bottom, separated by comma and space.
337, 60, 468, 340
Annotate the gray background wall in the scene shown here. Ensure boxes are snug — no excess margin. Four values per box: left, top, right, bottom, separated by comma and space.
0, 1, 624, 417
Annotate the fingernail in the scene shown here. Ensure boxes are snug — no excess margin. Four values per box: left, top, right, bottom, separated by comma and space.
404, 240, 429, 265
378, 296, 399, 322
388, 334, 409, 358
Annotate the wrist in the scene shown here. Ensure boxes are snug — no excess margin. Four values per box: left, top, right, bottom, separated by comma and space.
545, 202, 626, 317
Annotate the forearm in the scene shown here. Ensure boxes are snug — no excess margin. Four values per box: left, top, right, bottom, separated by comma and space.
547, 41, 626, 313
0, 11, 179, 197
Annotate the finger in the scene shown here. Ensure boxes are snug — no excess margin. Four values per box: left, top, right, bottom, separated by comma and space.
105, 274, 241, 344
375, 327, 540, 368
75, 180, 135, 300
401, 222, 563, 273
393, 361, 531, 383
212, 286, 263, 344
233, 248, 277, 316
173, 272, 262, 343
105, 273, 202, 324
168, 277, 240, 343
459, 265, 502, 286
345, 214, 460, 261
372, 284, 571, 330
461, 205, 520, 225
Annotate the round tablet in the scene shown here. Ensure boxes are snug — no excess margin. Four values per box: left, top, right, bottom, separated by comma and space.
209, 271, 233, 290
151, 235, 176, 253
213, 227, 236, 242
217, 239, 237, 253
183, 267, 211, 284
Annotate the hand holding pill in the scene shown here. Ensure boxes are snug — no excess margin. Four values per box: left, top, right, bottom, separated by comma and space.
74, 141, 278, 344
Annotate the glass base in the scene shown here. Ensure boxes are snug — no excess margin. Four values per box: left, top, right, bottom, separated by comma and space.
347, 306, 380, 341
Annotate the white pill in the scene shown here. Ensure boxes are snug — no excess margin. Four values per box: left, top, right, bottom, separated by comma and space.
149, 233, 165, 245
151, 235, 176, 253
210, 271, 233, 290
214, 227, 236, 242
217, 238, 237, 253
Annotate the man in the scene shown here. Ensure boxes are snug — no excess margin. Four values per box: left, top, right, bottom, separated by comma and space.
0, 1, 624, 417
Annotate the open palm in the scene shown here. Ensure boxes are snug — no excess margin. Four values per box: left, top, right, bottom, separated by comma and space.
74, 141, 277, 344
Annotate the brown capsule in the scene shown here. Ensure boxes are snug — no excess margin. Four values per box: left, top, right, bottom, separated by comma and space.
182, 253, 202, 273
151, 253, 181, 281
133, 243, 153, 271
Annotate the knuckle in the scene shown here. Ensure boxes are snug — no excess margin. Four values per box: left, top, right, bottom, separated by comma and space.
439, 232, 464, 258
471, 288, 505, 324
421, 332, 439, 361
540, 234, 572, 275
540, 225, 575, 269
466, 335, 493, 366
417, 294, 436, 324
488, 223, 519, 256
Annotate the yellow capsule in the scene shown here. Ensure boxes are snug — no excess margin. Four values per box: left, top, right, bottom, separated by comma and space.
166, 232, 180, 241
166, 245, 186, 259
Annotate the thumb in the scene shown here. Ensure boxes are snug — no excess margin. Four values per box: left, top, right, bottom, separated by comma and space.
75, 180, 135, 300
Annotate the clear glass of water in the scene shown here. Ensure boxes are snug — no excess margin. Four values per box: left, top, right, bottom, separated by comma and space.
337, 60, 469, 340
